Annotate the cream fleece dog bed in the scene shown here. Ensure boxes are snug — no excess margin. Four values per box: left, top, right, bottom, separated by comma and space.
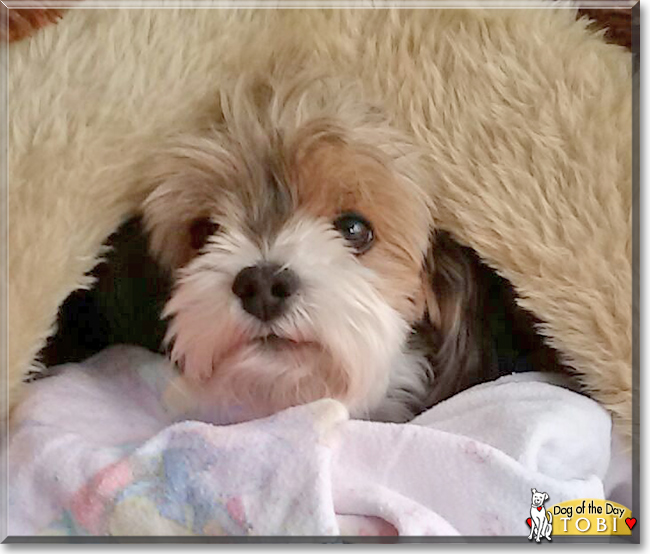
7, 7, 632, 438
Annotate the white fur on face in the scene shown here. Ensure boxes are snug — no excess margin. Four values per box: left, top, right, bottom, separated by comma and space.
164, 214, 410, 422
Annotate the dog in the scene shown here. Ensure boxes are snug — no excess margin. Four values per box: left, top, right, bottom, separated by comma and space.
136, 73, 507, 424
528, 488, 553, 542
40, 73, 560, 424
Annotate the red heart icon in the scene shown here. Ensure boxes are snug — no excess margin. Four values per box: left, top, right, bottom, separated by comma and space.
537, 507, 542, 511
526, 518, 532, 527
625, 518, 637, 530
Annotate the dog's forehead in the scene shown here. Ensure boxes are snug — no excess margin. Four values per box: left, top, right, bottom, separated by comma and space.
228, 142, 406, 242
243, 165, 294, 240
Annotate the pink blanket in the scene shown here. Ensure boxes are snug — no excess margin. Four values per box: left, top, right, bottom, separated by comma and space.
8, 345, 624, 537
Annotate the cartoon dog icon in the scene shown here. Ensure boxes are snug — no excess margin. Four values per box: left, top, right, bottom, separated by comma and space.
527, 488, 553, 542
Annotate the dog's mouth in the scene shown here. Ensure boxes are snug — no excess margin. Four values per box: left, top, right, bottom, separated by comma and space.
216, 332, 320, 367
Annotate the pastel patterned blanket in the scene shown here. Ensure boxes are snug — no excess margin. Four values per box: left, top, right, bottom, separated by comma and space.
8, 345, 622, 537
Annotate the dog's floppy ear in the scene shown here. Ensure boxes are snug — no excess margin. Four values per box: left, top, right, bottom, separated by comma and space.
544, 493, 549, 501
422, 231, 497, 405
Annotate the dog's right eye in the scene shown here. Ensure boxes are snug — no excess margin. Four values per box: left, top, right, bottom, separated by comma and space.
189, 217, 220, 250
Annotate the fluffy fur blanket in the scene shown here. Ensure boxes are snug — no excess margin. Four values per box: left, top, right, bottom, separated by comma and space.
7, 7, 633, 438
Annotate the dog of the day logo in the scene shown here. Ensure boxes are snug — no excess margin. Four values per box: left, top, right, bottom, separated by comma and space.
526, 493, 635, 538
527, 489, 553, 542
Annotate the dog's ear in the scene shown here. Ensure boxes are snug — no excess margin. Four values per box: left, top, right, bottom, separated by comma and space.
421, 231, 497, 405
544, 493, 549, 501
532, 488, 537, 494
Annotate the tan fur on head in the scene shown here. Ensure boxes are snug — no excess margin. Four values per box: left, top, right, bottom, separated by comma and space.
142, 73, 487, 423
144, 74, 433, 275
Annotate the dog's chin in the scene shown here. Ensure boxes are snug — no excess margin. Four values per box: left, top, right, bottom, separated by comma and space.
182, 333, 354, 423
222, 334, 325, 379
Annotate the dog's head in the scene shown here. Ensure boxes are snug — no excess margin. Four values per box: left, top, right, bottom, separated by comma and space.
531, 489, 549, 508
142, 75, 483, 422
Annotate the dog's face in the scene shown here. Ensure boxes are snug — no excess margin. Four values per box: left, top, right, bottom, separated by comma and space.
531, 489, 549, 508
143, 76, 478, 422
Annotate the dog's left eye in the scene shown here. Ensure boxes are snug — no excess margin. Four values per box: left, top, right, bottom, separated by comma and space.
333, 212, 374, 254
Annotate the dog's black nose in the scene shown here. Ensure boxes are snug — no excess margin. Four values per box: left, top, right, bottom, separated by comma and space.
232, 264, 299, 322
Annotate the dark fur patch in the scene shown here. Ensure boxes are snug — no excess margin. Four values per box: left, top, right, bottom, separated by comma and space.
38, 217, 172, 369
246, 161, 295, 241
408, 231, 563, 414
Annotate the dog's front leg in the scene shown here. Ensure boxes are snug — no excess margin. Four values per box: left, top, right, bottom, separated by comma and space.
528, 523, 535, 541
535, 519, 544, 542
528, 514, 535, 540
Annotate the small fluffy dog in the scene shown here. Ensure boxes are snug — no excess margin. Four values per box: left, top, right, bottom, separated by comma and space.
138, 74, 498, 423
44, 74, 557, 423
